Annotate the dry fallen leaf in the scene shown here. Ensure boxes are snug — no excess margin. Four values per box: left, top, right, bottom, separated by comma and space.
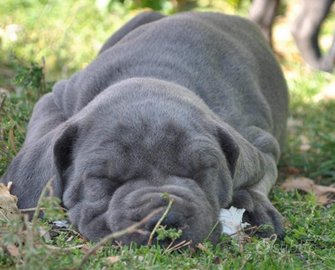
213, 256, 223, 265
299, 135, 311, 152
107, 255, 120, 264
282, 166, 301, 175
196, 243, 210, 254
81, 244, 103, 256
280, 177, 335, 195
133, 255, 144, 262
317, 194, 334, 206
6, 244, 20, 257
9, 129, 17, 155
39, 226, 51, 241
280, 177, 335, 205
81, 244, 92, 255
0, 182, 21, 222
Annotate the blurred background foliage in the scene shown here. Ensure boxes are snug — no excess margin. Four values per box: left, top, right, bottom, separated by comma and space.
0, 0, 253, 81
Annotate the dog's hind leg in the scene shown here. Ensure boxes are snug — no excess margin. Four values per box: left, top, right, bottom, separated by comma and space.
99, 11, 165, 54
249, 0, 280, 47
0, 93, 67, 209
291, 0, 335, 72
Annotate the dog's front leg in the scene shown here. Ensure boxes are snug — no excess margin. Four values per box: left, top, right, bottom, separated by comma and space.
231, 154, 284, 238
230, 126, 284, 238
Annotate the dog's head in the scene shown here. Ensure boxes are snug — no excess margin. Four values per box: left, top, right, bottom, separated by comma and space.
53, 78, 240, 246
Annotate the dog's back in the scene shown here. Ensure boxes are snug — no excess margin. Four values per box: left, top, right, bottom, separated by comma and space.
53, 12, 288, 148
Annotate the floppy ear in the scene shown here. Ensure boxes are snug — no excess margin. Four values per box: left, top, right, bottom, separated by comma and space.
216, 126, 240, 179
216, 122, 267, 188
53, 124, 79, 182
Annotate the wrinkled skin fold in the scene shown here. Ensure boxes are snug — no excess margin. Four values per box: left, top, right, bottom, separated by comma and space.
1, 11, 289, 246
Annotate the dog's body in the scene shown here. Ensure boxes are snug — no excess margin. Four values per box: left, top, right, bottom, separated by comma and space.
1, 12, 288, 245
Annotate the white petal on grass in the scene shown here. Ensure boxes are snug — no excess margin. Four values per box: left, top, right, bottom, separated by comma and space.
219, 206, 249, 238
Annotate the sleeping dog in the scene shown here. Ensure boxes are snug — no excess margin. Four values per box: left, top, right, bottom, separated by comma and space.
1, 11, 289, 246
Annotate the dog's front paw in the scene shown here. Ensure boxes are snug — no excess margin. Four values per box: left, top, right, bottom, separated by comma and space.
231, 189, 284, 238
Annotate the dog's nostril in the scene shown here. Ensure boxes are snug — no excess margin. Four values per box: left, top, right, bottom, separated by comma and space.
145, 211, 185, 231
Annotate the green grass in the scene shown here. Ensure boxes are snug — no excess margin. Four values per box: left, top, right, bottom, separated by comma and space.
279, 68, 335, 185
1, 189, 334, 269
1, 0, 335, 269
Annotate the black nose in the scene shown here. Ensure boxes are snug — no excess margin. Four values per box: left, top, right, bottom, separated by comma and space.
145, 211, 185, 231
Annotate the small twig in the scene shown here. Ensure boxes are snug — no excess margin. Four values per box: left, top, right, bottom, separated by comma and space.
219, 225, 259, 245
163, 239, 177, 254
58, 228, 82, 237
133, 229, 147, 235
163, 240, 192, 254
170, 240, 187, 250
41, 56, 47, 94
171, 240, 192, 251
20, 207, 47, 213
234, 225, 259, 237
23, 214, 34, 249
20, 206, 67, 213
66, 236, 74, 242
272, 201, 307, 205
0, 107, 25, 135
147, 198, 174, 247
114, 241, 123, 250
302, 263, 331, 269
78, 207, 163, 270
0, 94, 6, 113
44, 244, 85, 251
0, 211, 10, 222
31, 176, 56, 235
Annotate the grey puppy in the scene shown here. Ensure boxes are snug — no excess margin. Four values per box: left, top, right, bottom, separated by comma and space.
1, 11, 289, 246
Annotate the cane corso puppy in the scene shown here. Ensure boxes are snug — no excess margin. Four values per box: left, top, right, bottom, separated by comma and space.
1, 11, 289, 246
250, 0, 335, 72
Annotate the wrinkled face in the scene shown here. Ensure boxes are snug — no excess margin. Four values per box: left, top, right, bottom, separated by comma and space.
54, 89, 235, 247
